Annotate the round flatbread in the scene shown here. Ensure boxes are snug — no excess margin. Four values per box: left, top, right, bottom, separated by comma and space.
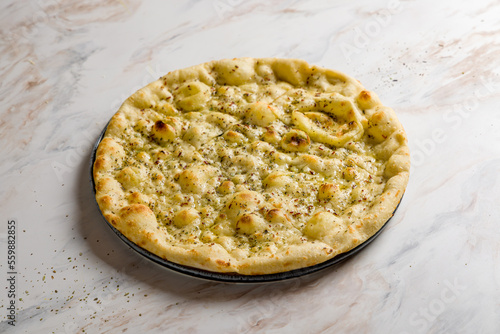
93, 58, 410, 275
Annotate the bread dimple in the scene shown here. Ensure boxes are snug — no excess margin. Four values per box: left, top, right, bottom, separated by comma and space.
225, 190, 264, 220
175, 165, 218, 194
93, 57, 409, 275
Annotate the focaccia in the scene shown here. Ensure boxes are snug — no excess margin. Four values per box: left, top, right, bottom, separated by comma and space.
93, 58, 410, 275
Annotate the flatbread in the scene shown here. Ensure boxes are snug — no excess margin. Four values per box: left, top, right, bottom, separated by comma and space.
93, 58, 410, 275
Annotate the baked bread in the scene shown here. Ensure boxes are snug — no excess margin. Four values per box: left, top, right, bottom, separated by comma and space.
93, 58, 409, 275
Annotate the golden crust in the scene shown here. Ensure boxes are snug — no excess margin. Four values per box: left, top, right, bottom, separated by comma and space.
93, 58, 410, 275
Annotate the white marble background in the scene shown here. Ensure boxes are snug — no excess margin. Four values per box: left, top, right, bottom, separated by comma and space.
1, 0, 499, 333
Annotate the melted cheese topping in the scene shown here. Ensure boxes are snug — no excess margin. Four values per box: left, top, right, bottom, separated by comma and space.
93, 58, 410, 274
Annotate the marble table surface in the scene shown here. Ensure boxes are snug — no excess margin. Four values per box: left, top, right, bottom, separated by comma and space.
1, 0, 500, 333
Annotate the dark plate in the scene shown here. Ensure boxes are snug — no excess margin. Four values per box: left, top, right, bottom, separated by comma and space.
90, 123, 400, 283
